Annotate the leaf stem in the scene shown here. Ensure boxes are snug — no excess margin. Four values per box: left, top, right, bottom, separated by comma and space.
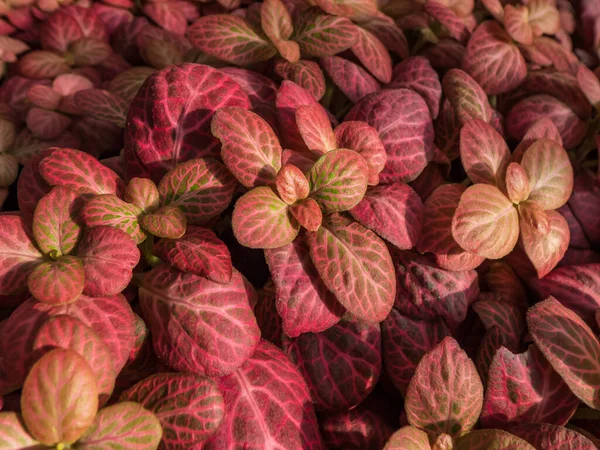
139, 235, 161, 267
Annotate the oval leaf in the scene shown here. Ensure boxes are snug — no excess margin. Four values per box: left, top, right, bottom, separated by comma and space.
0, 412, 40, 449
139, 205, 187, 240
82, 194, 145, 244
455, 429, 535, 450
296, 104, 337, 155
442, 68, 492, 125
27, 257, 85, 306
320, 56, 381, 104
292, 8, 358, 58
384, 426, 430, 450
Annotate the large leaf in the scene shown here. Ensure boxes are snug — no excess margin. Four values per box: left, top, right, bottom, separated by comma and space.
154, 226, 232, 284
264, 234, 344, 337
509, 423, 598, 450
27, 257, 85, 306
527, 296, 600, 409
520, 139, 573, 210
76, 226, 140, 297
383, 426, 430, 450
455, 429, 535, 449
319, 56, 380, 104
158, 158, 236, 225
82, 194, 145, 244
481, 345, 580, 428
0, 412, 40, 449
121, 373, 224, 449
307, 214, 395, 323
188, 15, 276, 65
382, 309, 449, 395
0, 215, 43, 295
33, 315, 116, 406
21, 348, 98, 446
460, 119, 510, 189
281, 313, 381, 412
442, 68, 492, 125
78, 402, 162, 450
124, 64, 250, 182
296, 104, 337, 155
292, 8, 358, 58
203, 340, 323, 449
405, 337, 483, 438
139, 264, 260, 377
350, 183, 423, 250
346, 89, 435, 183
452, 184, 519, 259
232, 187, 299, 249
212, 107, 282, 189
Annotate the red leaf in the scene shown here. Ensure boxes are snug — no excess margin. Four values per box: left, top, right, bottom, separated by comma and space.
27, 257, 85, 306
108, 67, 155, 105
504, 5, 533, 45
442, 68, 492, 125
290, 198, 323, 231
527, 296, 600, 409
455, 429, 535, 449
509, 423, 598, 450
25, 108, 71, 140
143, 2, 187, 35
124, 64, 250, 182
405, 337, 483, 438
424, 0, 470, 43
296, 104, 336, 154
27, 84, 61, 110
275, 164, 310, 205
274, 59, 325, 99
139, 205, 186, 240
82, 194, 145, 244
41, 6, 107, 53
264, 234, 344, 337
505, 162, 531, 204
472, 298, 525, 351
361, 18, 408, 58
319, 56, 381, 104
139, 265, 260, 377
292, 8, 358, 58
0, 412, 39, 448
577, 64, 600, 110
351, 27, 392, 84
512, 118, 563, 163
307, 214, 395, 322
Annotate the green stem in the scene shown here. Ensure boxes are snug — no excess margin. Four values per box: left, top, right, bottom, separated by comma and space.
140, 235, 161, 267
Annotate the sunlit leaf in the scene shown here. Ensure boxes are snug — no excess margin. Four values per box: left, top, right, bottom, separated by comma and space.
442, 68, 492, 125
82, 194, 145, 244
27, 257, 85, 306
295, 104, 336, 155
383, 426, 430, 450
139, 205, 186, 240
0, 412, 40, 449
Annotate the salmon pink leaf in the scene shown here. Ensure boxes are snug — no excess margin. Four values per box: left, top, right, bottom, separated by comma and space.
264, 234, 344, 337
520, 139, 573, 210
275, 164, 310, 205
82, 194, 145, 244
121, 373, 224, 449
455, 429, 535, 449
451, 184, 520, 259
74, 88, 129, 128
261, 0, 293, 42
351, 27, 392, 84
139, 265, 260, 377
158, 158, 236, 226
481, 345, 580, 428
296, 104, 336, 155
125, 64, 251, 182
139, 206, 186, 240
290, 198, 323, 232
212, 107, 282, 189
350, 182, 423, 250
442, 68, 492, 125
77, 402, 162, 450
21, 348, 98, 446
504, 5, 534, 45
505, 163, 531, 204
382, 309, 449, 395
0, 412, 40, 448
188, 15, 276, 65
319, 56, 380, 104
384, 426, 430, 450
276, 60, 325, 99
527, 0, 561, 36
76, 226, 140, 297
292, 8, 358, 58
39, 148, 125, 197
462, 21, 527, 94
125, 178, 160, 213
577, 64, 600, 110
334, 121, 386, 186
405, 337, 483, 438
512, 118, 563, 163
33, 186, 81, 257
528, 296, 600, 409
232, 187, 299, 249
281, 313, 381, 411
509, 423, 598, 450
154, 226, 232, 284
346, 89, 435, 183
203, 340, 323, 450
27, 257, 85, 306
307, 214, 395, 322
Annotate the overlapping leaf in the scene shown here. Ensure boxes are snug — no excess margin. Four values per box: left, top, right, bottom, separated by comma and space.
296, 104, 336, 155
74, 88, 129, 128
82, 194, 145, 244
27, 257, 85, 306
275, 164, 310, 205
442, 68, 492, 125
351, 27, 392, 84
274, 60, 325, 100
455, 429, 535, 449
0, 412, 40, 448
383, 426, 430, 450
509, 423, 598, 450
292, 8, 358, 58
139, 206, 187, 240
320, 56, 380, 104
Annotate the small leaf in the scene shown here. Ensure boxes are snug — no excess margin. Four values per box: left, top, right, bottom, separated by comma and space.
232, 187, 299, 249
384, 426, 430, 450
290, 198, 323, 231
69, 37, 112, 66
0, 412, 40, 449
121, 373, 224, 449
504, 5, 533, 45
292, 8, 358, 58
74, 88, 129, 128
442, 68, 492, 125
307, 214, 395, 322
77, 402, 162, 450
505, 162, 530, 204
351, 27, 392, 84
140, 205, 186, 239
26, 108, 71, 140
187, 15, 276, 65
124, 178, 160, 213
452, 184, 519, 259
18, 51, 69, 79
405, 337, 483, 438
424, 0, 470, 43
455, 429, 535, 450
509, 423, 598, 450
460, 119, 511, 189
261, 0, 297, 62
153, 226, 233, 284
518, 200, 550, 236
276, 164, 310, 205
512, 118, 563, 163
295, 104, 336, 154
82, 194, 145, 244
21, 348, 98, 446
27, 257, 85, 306
212, 107, 282, 189
527, 296, 600, 409
308, 149, 368, 213
320, 56, 381, 104
158, 158, 236, 226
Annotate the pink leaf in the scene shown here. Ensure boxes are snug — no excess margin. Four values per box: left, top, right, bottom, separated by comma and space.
0, 412, 39, 448
124, 178, 159, 213
472, 298, 525, 351
361, 18, 408, 58
124, 64, 251, 182
69, 37, 112, 66
319, 56, 380, 104
188, 15, 276, 65
384, 426, 430, 450
577, 64, 600, 110
442, 68, 492, 125
27, 84, 61, 110
274, 59, 325, 99
264, 234, 344, 337
154, 226, 233, 284
76, 226, 140, 297
527, 296, 600, 409
512, 118, 563, 163
121, 373, 224, 448
351, 27, 392, 84
139, 205, 186, 240
27, 257, 85, 305
41, 6, 107, 53
139, 265, 260, 377
158, 158, 236, 225
452, 184, 519, 259
350, 182, 423, 250
346, 89, 435, 183
462, 21, 527, 94
509, 423, 598, 450
82, 194, 145, 244
21, 348, 98, 446
275, 164, 310, 205
481, 345, 580, 428
292, 8, 358, 57
506, 162, 531, 204
504, 5, 533, 45
232, 187, 299, 249
142, 2, 186, 35
405, 337, 483, 438
290, 198, 323, 231
424, 0, 470, 43
455, 429, 535, 449
460, 119, 511, 189
26, 108, 71, 141
307, 214, 395, 322
74, 88, 129, 128
527, 0, 561, 36
296, 104, 336, 155
17, 51, 69, 79
382, 309, 449, 395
